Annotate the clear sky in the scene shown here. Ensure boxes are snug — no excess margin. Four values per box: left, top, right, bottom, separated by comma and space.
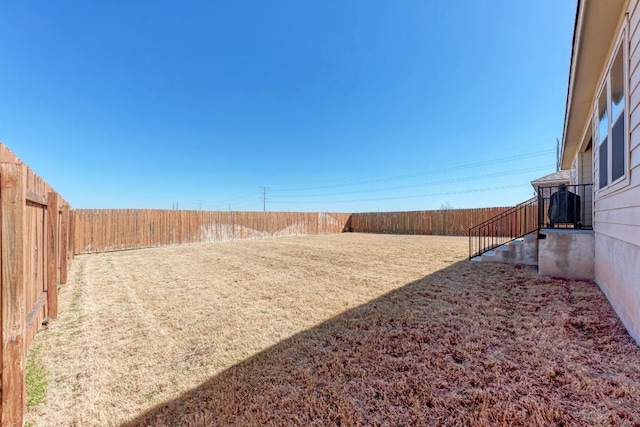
0, 0, 577, 212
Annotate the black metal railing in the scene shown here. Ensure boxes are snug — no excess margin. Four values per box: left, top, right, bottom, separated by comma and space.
469, 197, 538, 259
537, 183, 593, 230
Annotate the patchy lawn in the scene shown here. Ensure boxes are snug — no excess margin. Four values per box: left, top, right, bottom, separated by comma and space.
26, 233, 640, 426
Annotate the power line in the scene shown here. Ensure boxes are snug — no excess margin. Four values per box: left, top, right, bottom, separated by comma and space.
270, 149, 554, 193
181, 191, 261, 211
269, 183, 531, 206
271, 165, 552, 199
171, 150, 554, 211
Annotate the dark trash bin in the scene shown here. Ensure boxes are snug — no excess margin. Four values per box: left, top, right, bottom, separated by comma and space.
548, 185, 581, 227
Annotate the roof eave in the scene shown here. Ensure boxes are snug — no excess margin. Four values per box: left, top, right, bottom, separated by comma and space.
560, 0, 626, 170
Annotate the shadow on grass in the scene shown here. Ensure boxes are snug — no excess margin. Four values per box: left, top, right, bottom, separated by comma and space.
122, 260, 640, 427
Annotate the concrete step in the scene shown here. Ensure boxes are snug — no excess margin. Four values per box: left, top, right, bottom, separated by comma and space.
480, 250, 497, 263
476, 233, 538, 266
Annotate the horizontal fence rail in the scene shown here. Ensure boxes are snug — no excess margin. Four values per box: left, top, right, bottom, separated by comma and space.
72, 210, 352, 254
347, 207, 511, 236
537, 183, 593, 230
469, 197, 538, 259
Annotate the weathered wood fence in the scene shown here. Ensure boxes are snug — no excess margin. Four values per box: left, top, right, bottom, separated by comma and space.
72, 210, 351, 254
71, 208, 511, 255
346, 207, 511, 236
0, 143, 72, 426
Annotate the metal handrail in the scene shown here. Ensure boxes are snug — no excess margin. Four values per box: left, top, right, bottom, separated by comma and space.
468, 197, 538, 259
469, 197, 537, 229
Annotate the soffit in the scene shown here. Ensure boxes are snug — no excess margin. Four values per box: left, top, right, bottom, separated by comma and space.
561, 0, 626, 169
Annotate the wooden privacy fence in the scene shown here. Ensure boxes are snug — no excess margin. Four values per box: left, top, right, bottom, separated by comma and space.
72, 210, 352, 254
73, 208, 513, 254
0, 143, 72, 426
346, 207, 511, 236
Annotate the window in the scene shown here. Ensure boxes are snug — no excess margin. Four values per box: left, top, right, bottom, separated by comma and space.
595, 35, 627, 190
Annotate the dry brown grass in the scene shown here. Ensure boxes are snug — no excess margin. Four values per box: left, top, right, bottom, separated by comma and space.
25, 233, 640, 426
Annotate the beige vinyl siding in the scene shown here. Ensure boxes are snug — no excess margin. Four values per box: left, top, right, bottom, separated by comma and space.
631, 95, 640, 133
629, 20, 640, 111
580, 149, 593, 184
579, 150, 594, 226
631, 0, 640, 73
594, 0, 640, 247
631, 0, 640, 71
629, 0, 640, 136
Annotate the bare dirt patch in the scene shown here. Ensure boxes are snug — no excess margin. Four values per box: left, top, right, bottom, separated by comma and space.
25, 233, 640, 426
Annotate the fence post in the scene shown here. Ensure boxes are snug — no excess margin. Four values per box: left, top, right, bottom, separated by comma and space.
60, 204, 70, 284
46, 192, 60, 319
1, 162, 27, 427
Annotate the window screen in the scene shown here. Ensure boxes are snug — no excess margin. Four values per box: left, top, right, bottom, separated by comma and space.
612, 115, 625, 181
599, 139, 608, 189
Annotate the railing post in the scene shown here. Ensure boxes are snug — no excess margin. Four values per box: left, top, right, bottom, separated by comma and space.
574, 184, 579, 228
1, 162, 27, 427
537, 187, 542, 230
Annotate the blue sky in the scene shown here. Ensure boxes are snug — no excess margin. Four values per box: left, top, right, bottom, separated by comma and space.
0, 0, 576, 212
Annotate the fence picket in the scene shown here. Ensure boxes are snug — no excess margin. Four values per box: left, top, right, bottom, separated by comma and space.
348, 208, 510, 236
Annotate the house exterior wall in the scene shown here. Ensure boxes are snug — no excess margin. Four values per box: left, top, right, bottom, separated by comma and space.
590, 0, 640, 344
595, 233, 640, 343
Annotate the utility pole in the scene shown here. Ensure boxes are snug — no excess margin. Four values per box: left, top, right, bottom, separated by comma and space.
261, 187, 268, 212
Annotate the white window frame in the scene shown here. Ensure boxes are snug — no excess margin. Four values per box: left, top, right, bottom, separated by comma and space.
593, 21, 631, 197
